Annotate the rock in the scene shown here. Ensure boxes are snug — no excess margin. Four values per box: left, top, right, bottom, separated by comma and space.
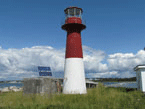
12, 87, 23, 92
18, 87, 23, 91
12, 88, 21, 92
10, 86, 23, 92
1, 86, 23, 93
9, 86, 17, 90
1, 87, 10, 93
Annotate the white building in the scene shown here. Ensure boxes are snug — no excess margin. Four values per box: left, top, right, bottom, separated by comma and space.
134, 65, 145, 92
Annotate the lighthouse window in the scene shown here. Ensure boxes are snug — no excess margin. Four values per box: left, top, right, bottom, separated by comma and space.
69, 8, 74, 16
76, 9, 81, 17
65, 8, 82, 18
65, 9, 68, 15
76, 9, 80, 15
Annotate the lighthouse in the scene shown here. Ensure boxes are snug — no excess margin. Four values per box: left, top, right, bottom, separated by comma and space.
62, 7, 87, 94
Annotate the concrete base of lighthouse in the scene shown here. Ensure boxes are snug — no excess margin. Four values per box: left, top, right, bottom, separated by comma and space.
63, 58, 87, 94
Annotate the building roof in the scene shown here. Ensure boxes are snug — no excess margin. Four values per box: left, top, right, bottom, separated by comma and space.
134, 64, 145, 71
85, 80, 98, 84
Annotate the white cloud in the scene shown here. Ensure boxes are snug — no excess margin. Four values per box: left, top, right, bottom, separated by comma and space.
0, 45, 143, 80
86, 71, 119, 78
108, 50, 145, 71
0, 46, 65, 80
83, 46, 108, 72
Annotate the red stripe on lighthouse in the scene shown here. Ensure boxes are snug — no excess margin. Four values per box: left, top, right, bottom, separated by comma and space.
65, 32, 83, 58
65, 17, 82, 24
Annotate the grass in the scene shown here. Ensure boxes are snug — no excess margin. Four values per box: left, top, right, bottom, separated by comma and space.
0, 83, 145, 109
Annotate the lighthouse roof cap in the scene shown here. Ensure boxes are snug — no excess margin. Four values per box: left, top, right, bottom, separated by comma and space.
64, 6, 83, 13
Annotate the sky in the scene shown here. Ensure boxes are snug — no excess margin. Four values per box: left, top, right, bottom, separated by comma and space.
0, 0, 145, 80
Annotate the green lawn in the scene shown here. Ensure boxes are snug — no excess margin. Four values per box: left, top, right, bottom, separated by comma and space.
0, 83, 145, 109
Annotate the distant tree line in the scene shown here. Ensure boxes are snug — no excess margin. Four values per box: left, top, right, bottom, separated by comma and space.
0, 80, 22, 83
92, 77, 136, 82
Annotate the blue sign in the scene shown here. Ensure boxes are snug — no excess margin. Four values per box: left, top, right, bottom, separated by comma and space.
38, 66, 52, 76
39, 72, 52, 76
38, 66, 51, 71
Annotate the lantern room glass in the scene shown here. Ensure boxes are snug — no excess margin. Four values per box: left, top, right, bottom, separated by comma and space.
65, 8, 82, 19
